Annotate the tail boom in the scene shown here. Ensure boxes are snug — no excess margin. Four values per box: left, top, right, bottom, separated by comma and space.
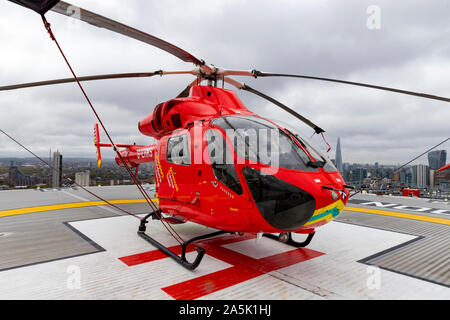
93, 123, 155, 168
115, 144, 156, 168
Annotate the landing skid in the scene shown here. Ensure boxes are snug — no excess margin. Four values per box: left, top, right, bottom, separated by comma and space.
263, 232, 315, 248
137, 211, 229, 270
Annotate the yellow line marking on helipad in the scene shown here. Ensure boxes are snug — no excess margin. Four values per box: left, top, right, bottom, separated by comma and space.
0, 200, 448, 226
344, 206, 450, 226
0, 199, 158, 218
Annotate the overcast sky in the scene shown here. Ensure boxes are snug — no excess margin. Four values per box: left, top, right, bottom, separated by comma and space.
0, 0, 449, 166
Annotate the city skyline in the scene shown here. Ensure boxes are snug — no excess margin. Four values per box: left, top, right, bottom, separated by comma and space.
0, 1, 449, 164
0, 125, 447, 169
2, 144, 448, 191
1, 147, 448, 168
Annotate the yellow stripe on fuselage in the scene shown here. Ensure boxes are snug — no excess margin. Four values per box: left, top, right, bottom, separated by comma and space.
304, 200, 450, 227
303, 200, 345, 227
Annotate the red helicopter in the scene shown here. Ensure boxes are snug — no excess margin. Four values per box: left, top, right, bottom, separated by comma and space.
2, 1, 449, 270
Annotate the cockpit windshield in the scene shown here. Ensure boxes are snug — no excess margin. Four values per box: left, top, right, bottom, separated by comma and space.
211, 115, 320, 172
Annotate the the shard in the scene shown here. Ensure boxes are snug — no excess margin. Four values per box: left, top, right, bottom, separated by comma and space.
335, 137, 343, 173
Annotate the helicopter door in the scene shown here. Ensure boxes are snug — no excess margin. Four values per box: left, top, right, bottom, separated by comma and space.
197, 128, 253, 226
162, 131, 194, 203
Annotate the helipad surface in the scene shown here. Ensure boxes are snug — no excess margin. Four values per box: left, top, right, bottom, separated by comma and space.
0, 186, 448, 300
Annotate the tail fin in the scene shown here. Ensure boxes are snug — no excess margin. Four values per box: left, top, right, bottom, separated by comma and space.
94, 123, 102, 168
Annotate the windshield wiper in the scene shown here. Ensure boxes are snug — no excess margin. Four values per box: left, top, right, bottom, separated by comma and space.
307, 160, 325, 168
283, 128, 322, 167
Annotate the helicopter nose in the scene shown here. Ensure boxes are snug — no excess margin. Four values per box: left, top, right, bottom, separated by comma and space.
242, 167, 316, 231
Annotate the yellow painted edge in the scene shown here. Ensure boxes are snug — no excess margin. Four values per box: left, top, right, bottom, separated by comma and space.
303, 200, 345, 227
1, 199, 448, 226
345, 206, 450, 226
0, 198, 158, 218
311, 199, 344, 217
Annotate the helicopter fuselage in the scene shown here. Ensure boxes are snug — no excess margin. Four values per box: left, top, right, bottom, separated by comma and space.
114, 85, 349, 234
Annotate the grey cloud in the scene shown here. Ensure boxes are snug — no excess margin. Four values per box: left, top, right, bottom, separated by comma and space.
0, 0, 449, 165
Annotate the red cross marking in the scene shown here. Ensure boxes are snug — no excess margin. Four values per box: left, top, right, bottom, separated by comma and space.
119, 233, 324, 300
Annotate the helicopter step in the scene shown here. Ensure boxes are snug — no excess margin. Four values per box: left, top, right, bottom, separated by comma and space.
143, 210, 186, 224
161, 216, 187, 225
263, 232, 315, 248
138, 212, 230, 270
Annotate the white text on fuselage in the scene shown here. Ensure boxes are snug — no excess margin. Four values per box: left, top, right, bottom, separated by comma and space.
137, 147, 153, 159
220, 185, 235, 199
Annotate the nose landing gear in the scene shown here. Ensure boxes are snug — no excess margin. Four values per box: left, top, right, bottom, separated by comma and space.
278, 232, 290, 243
263, 231, 315, 248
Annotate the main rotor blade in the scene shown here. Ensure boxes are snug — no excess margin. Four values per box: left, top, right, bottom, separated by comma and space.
252, 70, 450, 103
224, 77, 325, 134
7, 0, 60, 15
0, 72, 160, 91
50, 1, 204, 66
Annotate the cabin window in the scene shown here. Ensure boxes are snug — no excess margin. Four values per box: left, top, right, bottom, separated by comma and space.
166, 133, 191, 165
206, 129, 243, 195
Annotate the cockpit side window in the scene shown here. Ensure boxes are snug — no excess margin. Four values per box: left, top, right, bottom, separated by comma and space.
166, 133, 191, 165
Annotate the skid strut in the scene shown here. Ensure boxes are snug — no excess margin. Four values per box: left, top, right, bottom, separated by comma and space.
138, 211, 228, 270
263, 232, 315, 248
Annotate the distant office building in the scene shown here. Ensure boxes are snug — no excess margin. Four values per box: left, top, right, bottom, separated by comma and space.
393, 172, 400, 182
430, 169, 435, 187
412, 164, 429, 188
400, 168, 413, 187
335, 137, 343, 173
52, 151, 63, 188
349, 167, 367, 186
428, 150, 446, 170
75, 171, 90, 187
400, 170, 406, 185
435, 169, 450, 191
